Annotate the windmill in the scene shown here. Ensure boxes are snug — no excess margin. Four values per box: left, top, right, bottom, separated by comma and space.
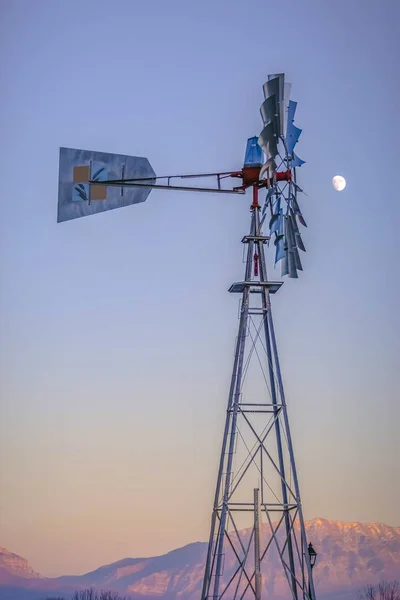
57, 73, 316, 600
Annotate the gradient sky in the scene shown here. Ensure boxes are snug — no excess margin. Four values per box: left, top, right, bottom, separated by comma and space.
0, 0, 399, 579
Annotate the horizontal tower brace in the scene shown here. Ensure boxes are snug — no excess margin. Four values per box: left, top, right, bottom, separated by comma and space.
229, 281, 283, 294
241, 235, 270, 243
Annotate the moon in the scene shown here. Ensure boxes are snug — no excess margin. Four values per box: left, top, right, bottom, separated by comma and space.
332, 175, 346, 191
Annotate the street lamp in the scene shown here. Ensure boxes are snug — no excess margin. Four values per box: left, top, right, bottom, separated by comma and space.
308, 542, 317, 568
308, 542, 317, 600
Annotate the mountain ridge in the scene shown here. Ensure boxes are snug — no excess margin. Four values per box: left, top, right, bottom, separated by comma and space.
0, 547, 40, 584
1, 519, 400, 600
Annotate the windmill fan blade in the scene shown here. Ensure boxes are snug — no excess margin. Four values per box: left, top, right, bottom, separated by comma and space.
267, 73, 286, 133
273, 196, 282, 215
293, 182, 305, 194
289, 210, 298, 229
281, 252, 289, 277
260, 95, 279, 132
284, 216, 302, 278
285, 214, 295, 249
258, 123, 278, 161
298, 214, 307, 227
294, 197, 304, 216
282, 82, 292, 138
259, 74, 287, 176
261, 187, 274, 217
290, 213, 306, 252
278, 212, 284, 236
270, 212, 284, 236
287, 250, 299, 278
286, 100, 297, 135
284, 100, 304, 157
286, 124, 302, 155
269, 213, 279, 233
290, 195, 307, 227
269, 197, 284, 236
292, 153, 305, 168
263, 74, 285, 138
296, 233, 306, 252
275, 234, 286, 263
259, 158, 277, 179
293, 246, 303, 271
290, 195, 301, 214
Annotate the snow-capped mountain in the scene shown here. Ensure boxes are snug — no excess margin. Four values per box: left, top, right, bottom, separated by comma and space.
1, 519, 399, 600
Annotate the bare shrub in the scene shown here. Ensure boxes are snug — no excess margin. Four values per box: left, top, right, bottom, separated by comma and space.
359, 581, 400, 600
46, 590, 127, 600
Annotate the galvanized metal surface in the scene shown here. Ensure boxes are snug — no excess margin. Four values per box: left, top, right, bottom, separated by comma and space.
201, 192, 315, 600
57, 147, 156, 222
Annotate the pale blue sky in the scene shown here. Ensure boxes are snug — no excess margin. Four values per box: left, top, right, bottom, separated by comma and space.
0, 0, 399, 578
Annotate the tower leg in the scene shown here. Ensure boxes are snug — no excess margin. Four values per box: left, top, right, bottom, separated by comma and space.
202, 211, 256, 600
254, 489, 261, 600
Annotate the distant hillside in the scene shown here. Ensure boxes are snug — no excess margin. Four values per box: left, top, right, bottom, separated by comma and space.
0, 547, 40, 584
1, 519, 399, 600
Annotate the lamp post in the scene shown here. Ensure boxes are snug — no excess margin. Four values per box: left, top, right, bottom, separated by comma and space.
308, 542, 317, 600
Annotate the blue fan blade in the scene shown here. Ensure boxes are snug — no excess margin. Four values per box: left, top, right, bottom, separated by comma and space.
285, 99, 302, 154
261, 202, 268, 217
286, 100, 297, 136
270, 213, 280, 234
273, 197, 281, 214
269, 213, 279, 233
286, 125, 302, 155
270, 212, 284, 236
292, 153, 305, 168
275, 235, 286, 263
261, 187, 274, 216
278, 213, 284, 236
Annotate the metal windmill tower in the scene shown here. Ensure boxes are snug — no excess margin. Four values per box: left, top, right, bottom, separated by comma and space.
57, 73, 316, 600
